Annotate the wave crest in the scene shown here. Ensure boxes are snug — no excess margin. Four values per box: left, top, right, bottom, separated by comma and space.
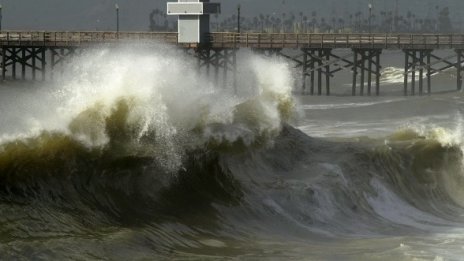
0, 47, 295, 172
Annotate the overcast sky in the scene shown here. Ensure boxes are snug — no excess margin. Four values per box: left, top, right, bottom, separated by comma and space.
1, 0, 463, 31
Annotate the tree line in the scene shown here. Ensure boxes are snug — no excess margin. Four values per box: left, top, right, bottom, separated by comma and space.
149, 5, 455, 34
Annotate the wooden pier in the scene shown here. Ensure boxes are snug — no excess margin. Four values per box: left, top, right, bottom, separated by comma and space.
1, 31, 464, 95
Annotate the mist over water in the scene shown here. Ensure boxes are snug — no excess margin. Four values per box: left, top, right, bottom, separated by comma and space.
2, 45, 464, 260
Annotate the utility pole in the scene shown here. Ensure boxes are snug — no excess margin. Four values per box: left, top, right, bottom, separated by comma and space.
237, 4, 241, 33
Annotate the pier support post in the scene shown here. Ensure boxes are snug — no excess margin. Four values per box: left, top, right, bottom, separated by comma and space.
404, 51, 409, 96
60, 48, 65, 75
419, 51, 424, 95
302, 50, 307, 94
299, 48, 332, 96
427, 52, 431, 95
197, 51, 201, 74
206, 49, 211, 77
367, 51, 372, 95
21, 49, 26, 80
404, 49, 434, 96
360, 51, 365, 96
457, 50, 463, 91
411, 51, 416, 96
193, 48, 238, 91
352, 51, 358, 96
32, 48, 37, 80
352, 49, 382, 96
223, 49, 229, 88
1, 48, 5, 81
325, 50, 330, 95
232, 48, 237, 93
213, 49, 220, 86
279, 48, 336, 96
11, 48, 17, 80
300, 48, 327, 95
41, 48, 46, 81
317, 50, 322, 95
51, 48, 56, 80
375, 52, 380, 95
310, 50, 315, 95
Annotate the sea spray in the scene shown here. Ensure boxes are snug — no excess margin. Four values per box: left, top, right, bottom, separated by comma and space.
0, 46, 295, 171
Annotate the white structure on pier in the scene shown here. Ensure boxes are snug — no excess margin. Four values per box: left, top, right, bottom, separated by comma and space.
167, 0, 221, 44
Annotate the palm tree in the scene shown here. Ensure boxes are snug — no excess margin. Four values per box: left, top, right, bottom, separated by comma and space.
311, 11, 318, 32
338, 18, 345, 32
259, 14, 265, 32
406, 10, 413, 30
320, 18, 326, 32
253, 16, 259, 31
299, 12, 304, 32
303, 16, 308, 33
349, 14, 354, 31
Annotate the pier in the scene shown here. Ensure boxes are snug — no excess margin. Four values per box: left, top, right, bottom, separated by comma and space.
1, 0, 464, 96
1, 31, 464, 96
1, 31, 463, 96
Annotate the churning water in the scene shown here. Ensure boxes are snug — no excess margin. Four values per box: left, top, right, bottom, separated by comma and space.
1, 45, 464, 260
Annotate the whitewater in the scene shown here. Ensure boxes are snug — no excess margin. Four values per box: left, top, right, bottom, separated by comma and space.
1, 46, 464, 260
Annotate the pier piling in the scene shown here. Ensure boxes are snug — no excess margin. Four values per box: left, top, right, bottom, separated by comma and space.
352, 49, 381, 96
457, 50, 463, 91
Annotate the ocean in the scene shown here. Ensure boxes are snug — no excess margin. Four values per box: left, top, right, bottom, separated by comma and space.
1, 46, 464, 260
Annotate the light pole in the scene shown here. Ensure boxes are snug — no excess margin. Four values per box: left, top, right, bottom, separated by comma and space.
115, 4, 119, 33
0, 5, 3, 31
237, 4, 241, 33
368, 2, 372, 34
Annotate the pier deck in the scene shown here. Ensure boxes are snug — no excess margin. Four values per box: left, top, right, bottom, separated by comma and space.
1, 31, 464, 50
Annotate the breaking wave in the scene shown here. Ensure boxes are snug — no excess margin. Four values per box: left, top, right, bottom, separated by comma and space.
2, 46, 464, 260
381, 66, 455, 85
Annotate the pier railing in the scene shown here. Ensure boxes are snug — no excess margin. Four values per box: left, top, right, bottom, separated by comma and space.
208, 33, 464, 49
0, 31, 178, 46
1, 31, 464, 50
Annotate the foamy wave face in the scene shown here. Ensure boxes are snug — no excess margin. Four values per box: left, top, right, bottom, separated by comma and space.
0, 46, 294, 171
387, 114, 464, 207
380, 66, 455, 85
380, 67, 405, 84
380, 67, 432, 85
390, 113, 464, 148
